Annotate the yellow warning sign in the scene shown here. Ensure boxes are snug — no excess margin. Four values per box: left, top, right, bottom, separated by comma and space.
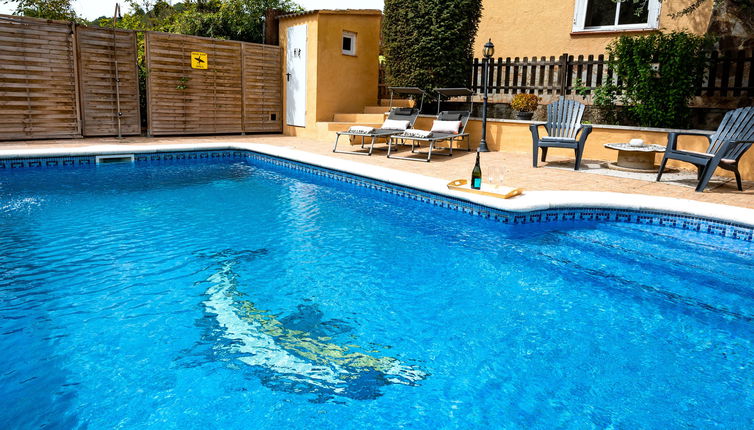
191, 52, 208, 69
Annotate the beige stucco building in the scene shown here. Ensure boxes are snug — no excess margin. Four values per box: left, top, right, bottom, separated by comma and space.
278, 10, 382, 137
475, 0, 715, 57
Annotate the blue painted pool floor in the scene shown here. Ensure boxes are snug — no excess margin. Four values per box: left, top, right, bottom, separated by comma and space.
0, 160, 753, 429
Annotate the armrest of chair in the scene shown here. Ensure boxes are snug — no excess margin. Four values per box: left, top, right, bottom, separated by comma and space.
529, 123, 546, 142
575, 124, 593, 145
575, 124, 592, 135
666, 131, 713, 151
722, 140, 754, 161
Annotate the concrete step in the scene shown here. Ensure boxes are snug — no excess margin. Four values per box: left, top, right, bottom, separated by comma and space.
313, 121, 384, 142
363, 105, 389, 114
379, 99, 414, 107
332, 113, 385, 123
323, 121, 383, 132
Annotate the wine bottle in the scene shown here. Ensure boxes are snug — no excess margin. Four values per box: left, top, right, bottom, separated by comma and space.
471, 152, 482, 190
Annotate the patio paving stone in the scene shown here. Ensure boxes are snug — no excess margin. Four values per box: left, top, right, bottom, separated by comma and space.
1, 134, 752, 210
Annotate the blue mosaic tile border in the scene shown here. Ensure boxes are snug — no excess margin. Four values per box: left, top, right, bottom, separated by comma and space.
132, 150, 248, 163
0, 150, 247, 169
0, 155, 97, 169
1, 149, 752, 242
244, 152, 754, 243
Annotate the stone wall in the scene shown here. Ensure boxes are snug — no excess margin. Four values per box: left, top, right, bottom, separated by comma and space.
430, 102, 734, 131
709, 2, 754, 50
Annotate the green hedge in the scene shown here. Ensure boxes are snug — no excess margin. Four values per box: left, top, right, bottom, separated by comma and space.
607, 32, 713, 128
382, 0, 483, 94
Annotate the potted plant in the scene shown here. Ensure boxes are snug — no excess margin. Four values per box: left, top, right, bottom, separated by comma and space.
511, 93, 539, 120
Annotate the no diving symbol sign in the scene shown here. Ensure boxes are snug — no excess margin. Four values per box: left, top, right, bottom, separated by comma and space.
191, 52, 208, 69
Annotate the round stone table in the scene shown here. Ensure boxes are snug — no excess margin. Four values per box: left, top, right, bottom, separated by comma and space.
604, 143, 667, 172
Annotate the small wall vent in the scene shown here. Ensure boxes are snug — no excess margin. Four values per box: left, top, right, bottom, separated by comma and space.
96, 154, 135, 165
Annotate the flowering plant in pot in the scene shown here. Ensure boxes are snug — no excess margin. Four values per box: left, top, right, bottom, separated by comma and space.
511, 93, 539, 120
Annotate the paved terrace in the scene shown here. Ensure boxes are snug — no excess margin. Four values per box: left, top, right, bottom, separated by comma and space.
1, 134, 753, 210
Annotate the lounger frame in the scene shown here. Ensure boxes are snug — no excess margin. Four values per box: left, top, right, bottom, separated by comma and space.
387, 111, 472, 162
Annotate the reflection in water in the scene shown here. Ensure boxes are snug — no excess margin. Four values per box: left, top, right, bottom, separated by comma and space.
201, 250, 427, 401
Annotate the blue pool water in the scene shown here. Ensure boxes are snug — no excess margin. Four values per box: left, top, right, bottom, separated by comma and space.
1, 155, 753, 429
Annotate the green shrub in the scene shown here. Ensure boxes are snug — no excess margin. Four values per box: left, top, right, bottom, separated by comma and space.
607, 31, 713, 128
575, 79, 620, 124
382, 0, 483, 94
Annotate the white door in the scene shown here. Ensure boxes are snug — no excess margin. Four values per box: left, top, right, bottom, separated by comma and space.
286, 24, 307, 127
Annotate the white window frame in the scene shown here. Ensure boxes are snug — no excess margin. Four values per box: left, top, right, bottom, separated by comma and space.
572, 0, 661, 32
342, 31, 357, 56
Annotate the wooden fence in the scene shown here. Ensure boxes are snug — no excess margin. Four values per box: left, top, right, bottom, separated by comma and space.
145, 32, 282, 136
0, 15, 140, 140
76, 26, 140, 137
469, 50, 754, 105
0, 16, 81, 140
242, 43, 282, 133
0, 16, 281, 141
377, 63, 388, 103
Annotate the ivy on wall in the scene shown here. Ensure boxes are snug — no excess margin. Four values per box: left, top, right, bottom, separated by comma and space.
382, 0, 483, 93
607, 32, 714, 128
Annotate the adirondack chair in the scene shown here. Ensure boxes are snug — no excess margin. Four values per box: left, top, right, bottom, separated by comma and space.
656, 106, 754, 192
530, 98, 593, 171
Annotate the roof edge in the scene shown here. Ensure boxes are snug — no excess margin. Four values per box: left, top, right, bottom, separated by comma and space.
277, 9, 383, 20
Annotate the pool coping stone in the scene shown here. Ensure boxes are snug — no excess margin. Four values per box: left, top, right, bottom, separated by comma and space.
1, 142, 753, 229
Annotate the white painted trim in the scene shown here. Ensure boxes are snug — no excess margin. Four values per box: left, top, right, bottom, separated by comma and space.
1, 142, 752, 227
342, 31, 357, 56
572, 0, 661, 32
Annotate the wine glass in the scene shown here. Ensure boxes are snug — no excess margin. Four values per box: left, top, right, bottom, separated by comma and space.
487, 166, 501, 190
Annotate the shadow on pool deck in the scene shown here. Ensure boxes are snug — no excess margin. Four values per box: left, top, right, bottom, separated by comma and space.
1, 134, 752, 210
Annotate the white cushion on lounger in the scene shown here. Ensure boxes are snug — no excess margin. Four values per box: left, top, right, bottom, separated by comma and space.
381, 119, 410, 130
401, 129, 433, 138
348, 126, 375, 134
430, 120, 462, 134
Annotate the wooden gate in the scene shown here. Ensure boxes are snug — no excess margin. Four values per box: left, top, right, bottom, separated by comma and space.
145, 32, 282, 136
76, 26, 140, 137
0, 15, 81, 140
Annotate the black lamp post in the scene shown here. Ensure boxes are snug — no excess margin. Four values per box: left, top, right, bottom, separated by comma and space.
478, 39, 495, 153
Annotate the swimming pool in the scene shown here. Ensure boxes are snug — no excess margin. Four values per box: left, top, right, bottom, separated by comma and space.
1, 150, 753, 429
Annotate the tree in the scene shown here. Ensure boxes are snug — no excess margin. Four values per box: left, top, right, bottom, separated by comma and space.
382, 0, 483, 93
3, 0, 77, 20
171, 0, 301, 43
102, 0, 301, 44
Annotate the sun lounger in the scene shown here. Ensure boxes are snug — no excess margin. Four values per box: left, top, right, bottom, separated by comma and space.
332, 87, 426, 156
386, 88, 473, 162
